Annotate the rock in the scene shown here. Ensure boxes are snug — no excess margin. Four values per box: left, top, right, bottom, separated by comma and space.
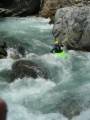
0, 0, 41, 17
59, 96, 81, 119
40, 0, 89, 18
0, 98, 7, 120
0, 0, 13, 8
53, 6, 90, 51
0, 42, 7, 59
17, 46, 25, 56
7, 48, 21, 59
0, 0, 89, 17
7, 45, 25, 59
40, 0, 60, 18
11, 60, 48, 81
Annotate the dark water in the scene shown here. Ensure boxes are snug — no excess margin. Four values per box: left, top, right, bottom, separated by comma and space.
0, 17, 90, 120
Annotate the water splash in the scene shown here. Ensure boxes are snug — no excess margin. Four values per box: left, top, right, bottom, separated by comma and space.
0, 17, 90, 120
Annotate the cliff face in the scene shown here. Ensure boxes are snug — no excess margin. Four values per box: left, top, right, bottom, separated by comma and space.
40, 0, 61, 18
53, 6, 90, 51
40, 0, 90, 18
0, 0, 41, 16
0, 0, 13, 8
40, 0, 90, 52
0, 0, 89, 17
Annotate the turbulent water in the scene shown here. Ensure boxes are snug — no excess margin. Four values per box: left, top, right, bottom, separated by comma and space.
0, 17, 90, 120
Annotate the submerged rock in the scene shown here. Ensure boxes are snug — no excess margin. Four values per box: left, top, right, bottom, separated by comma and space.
59, 96, 82, 119
0, 98, 7, 120
11, 60, 48, 81
53, 6, 90, 51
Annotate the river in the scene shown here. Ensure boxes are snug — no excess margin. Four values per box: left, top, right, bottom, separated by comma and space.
0, 17, 90, 120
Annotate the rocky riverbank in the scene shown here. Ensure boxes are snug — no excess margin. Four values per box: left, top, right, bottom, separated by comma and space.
0, 0, 90, 51
0, 0, 41, 17
0, 0, 89, 17
40, 0, 90, 17
53, 6, 90, 51
41, 0, 90, 51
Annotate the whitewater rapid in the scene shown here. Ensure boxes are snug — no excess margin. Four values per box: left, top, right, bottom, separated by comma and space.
0, 17, 90, 120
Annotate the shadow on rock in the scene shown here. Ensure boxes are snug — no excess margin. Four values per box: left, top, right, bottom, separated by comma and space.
0, 42, 7, 59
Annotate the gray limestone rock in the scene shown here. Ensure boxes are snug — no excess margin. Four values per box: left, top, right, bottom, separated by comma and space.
53, 6, 90, 51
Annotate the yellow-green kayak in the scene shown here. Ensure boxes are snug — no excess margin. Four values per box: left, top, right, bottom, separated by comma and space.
55, 51, 69, 59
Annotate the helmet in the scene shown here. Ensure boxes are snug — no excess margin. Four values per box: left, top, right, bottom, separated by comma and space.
54, 40, 59, 44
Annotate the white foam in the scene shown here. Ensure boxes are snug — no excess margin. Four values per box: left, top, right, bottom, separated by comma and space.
0, 17, 53, 36
2, 77, 56, 103
0, 58, 14, 71
1, 77, 65, 120
8, 108, 67, 120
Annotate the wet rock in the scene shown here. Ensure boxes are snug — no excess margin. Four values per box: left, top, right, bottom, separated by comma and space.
7, 45, 25, 59
53, 6, 90, 51
11, 60, 48, 81
0, 98, 7, 120
0, 42, 7, 59
7, 48, 21, 59
0, 0, 41, 17
17, 46, 25, 56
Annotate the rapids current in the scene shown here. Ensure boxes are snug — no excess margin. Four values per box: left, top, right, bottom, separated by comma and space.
0, 17, 90, 120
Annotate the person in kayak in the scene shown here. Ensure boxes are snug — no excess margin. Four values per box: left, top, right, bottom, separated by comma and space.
50, 39, 63, 53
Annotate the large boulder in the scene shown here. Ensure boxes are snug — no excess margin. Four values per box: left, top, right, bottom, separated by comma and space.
40, 0, 89, 18
0, 0, 41, 17
11, 60, 48, 81
0, 98, 7, 120
53, 6, 90, 51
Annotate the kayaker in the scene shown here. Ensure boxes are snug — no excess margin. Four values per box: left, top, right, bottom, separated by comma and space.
50, 39, 63, 53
